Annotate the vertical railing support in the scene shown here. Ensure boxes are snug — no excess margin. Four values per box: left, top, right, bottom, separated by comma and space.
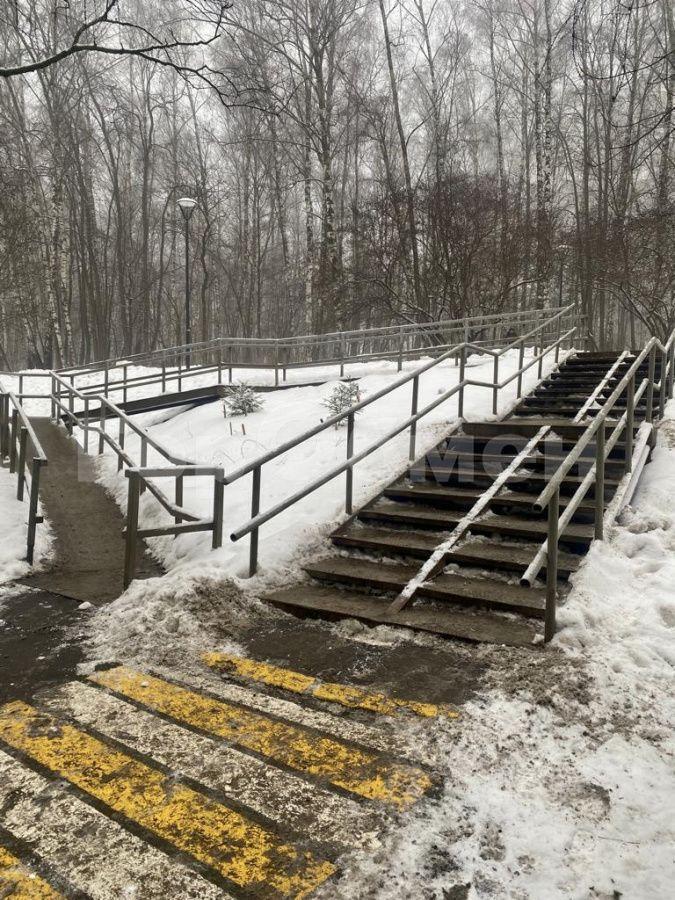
123, 471, 141, 589
118, 417, 125, 471
9, 409, 18, 473
139, 437, 147, 494
595, 420, 605, 540
175, 474, 184, 526
492, 354, 499, 415
346, 412, 355, 513
645, 344, 656, 422
98, 404, 106, 454
26, 459, 42, 564
249, 465, 261, 576
668, 341, 675, 399
659, 346, 667, 419
83, 396, 90, 454
544, 486, 559, 643
17, 427, 27, 500
458, 347, 466, 418
409, 375, 419, 461
517, 340, 525, 398
625, 374, 635, 474
212, 474, 224, 549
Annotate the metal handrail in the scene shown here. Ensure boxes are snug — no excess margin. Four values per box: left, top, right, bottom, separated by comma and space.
58, 306, 569, 375
223, 308, 574, 487
528, 327, 675, 642
228, 313, 576, 575
0, 380, 49, 564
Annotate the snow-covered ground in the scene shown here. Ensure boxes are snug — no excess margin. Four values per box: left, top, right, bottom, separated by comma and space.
312, 402, 675, 899
88, 348, 555, 581
82, 399, 675, 899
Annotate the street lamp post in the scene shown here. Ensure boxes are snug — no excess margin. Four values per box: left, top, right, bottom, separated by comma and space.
177, 196, 197, 369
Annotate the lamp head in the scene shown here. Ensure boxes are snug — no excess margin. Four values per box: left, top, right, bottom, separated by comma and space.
177, 196, 198, 220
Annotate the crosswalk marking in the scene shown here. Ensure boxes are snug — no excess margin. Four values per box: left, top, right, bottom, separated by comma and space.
175, 670, 421, 760
0, 701, 335, 898
0, 750, 230, 900
43, 681, 382, 850
90, 666, 433, 808
204, 651, 459, 719
0, 846, 63, 899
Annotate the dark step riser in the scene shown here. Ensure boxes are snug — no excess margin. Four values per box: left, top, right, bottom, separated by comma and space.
357, 510, 591, 552
331, 535, 572, 580
306, 571, 545, 620
415, 454, 625, 477
439, 439, 627, 460
384, 490, 599, 524
409, 469, 618, 498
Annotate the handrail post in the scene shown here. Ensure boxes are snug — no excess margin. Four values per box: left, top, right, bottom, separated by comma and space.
274, 344, 280, 387
212, 474, 224, 549
346, 411, 355, 513
659, 345, 667, 419
118, 417, 125, 471
645, 344, 656, 422
517, 339, 525, 398
26, 458, 42, 564
175, 474, 184, 526
544, 486, 559, 643
162, 361, 167, 392
0, 393, 7, 460
50, 375, 56, 421
140, 436, 148, 494
537, 329, 544, 379
9, 409, 17, 473
668, 341, 675, 399
83, 395, 90, 453
625, 374, 634, 474
104, 363, 109, 398
249, 465, 261, 576
397, 330, 404, 372
98, 404, 106, 454
123, 471, 140, 589
123, 364, 128, 404
595, 420, 605, 540
458, 346, 466, 418
340, 341, 345, 378
492, 354, 499, 415
409, 375, 419, 461
17, 426, 27, 500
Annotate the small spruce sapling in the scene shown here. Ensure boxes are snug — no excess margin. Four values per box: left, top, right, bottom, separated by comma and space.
321, 382, 362, 426
223, 382, 264, 417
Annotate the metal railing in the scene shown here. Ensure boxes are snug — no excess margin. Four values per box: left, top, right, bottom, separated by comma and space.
57, 306, 572, 379
225, 307, 577, 576
523, 330, 675, 641
0, 380, 48, 563
48, 372, 224, 588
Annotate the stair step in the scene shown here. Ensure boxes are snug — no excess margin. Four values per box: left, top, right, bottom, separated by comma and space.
384, 481, 600, 518
265, 584, 541, 646
304, 557, 547, 618
464, 419, 593, 438
410, 463, 621, 492
438, 434, 627, 460
332, 525, 579, 578
420, 449, 625, 475
358, 500, 593, 547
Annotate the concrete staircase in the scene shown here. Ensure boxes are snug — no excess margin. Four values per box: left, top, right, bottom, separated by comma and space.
266, 352, 657, 646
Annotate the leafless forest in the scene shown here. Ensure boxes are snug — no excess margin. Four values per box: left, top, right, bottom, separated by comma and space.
0, 0, 672, 369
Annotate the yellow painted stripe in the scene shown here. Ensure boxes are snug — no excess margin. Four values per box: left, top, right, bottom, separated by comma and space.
0, 701, 334, 899
0, 846, 64, 899
90, 667, 432, 809
203, 652, 459, 720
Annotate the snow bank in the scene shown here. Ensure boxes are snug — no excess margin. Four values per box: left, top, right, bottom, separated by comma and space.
0, 465, 52, 584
